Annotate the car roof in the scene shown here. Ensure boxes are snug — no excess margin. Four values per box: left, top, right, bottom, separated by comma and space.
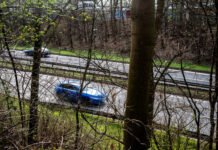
58, 80, 105, 95
29, 47, 48, 51
60, 80, 81, 86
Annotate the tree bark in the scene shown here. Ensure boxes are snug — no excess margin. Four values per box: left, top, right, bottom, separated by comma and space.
155, 0, 165, 34
124, 0, 155, 149
0, 8, 25, 141
215, 0, 218, 149
27, 1, 71, 144
100, 0, 109, 42
28, 6, 42, 145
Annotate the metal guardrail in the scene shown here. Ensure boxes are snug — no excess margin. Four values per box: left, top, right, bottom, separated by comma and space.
7, 56, 128, 75
0, 56, 215, 91
41, 100, 211, 142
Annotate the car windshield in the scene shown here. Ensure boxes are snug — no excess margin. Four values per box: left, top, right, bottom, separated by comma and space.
84, 88, 102, 96
29, 47, 47, 52
41, 47, 48, 52
62, 84, 80, 91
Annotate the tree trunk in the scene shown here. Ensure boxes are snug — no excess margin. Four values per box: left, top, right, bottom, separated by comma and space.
155, 0, 165, 34
100, 0, 108, 42
69, 14, 74, 49
0, 8, 25, 142
28, 7, 42, 145
124, 0, 155, 149
110, 0, 117, 40
215, 0, 218, 149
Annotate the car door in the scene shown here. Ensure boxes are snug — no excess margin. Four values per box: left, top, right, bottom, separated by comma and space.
62, 84, 79, 102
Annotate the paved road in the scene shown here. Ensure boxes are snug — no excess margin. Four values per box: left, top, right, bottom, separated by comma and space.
0, 69, 214, 137
1, 50, 215, 90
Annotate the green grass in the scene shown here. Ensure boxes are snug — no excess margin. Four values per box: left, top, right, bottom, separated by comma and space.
44, 105, 213, 150
14, 46, 130, 62
13, 45, 213, 72
13, 45, 32, 50
155, 60, 213, 72
1, 95, 211, 149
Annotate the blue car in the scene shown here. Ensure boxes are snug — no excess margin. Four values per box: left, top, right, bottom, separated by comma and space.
55, 80, 106, 105
24, 47, 50, 57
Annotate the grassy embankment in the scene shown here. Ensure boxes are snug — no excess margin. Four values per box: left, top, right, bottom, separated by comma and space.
1, 46, 213, 148
0, 95, 203, 149
14, 46, 213, 72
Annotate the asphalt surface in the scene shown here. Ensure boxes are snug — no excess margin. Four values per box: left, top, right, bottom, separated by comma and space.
0, 69, 214, 137
3, 50, 215, 90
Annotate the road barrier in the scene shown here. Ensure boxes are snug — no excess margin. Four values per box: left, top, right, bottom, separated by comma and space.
0, 56, 215, 91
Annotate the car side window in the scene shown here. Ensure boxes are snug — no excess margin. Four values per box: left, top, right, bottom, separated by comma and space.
62, 84, 79, 91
